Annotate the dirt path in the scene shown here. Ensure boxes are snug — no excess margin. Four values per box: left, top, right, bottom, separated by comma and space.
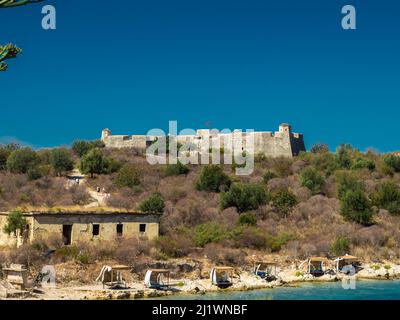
66, 169, 110, 208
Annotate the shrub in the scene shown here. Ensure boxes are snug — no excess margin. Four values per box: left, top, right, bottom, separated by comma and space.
77, 253, 92, 264
203, 243, 246, 266
193, 222, 227, 247
138, 193, 165, 213
383, 155, 400, 173
295, 271, 304, 277
237, 213, 257, 226
103, 156, 122, 174
70, 185, 91, 205
3, 210, 27, 235
262, 171, 276, 184
107, 193, 134, 209
0, 147, 11, 170
114, 237, 150, 264
80, 149, 119, 178
312, 152, 338, 176
27, 166, 44, 180
114, 164, 141, 189
267, 233, 292, 252
384, 265, 391, 270
340, 189, 374, 225
55, 245, 79, 260
336, 171, 363, 200
162, 187, 187, 204
195, 165, 231, 192
234, 226, 267, 249
272, 157, 292, 177
371, 181, 400, 215
331, 236, 350, 256
351, 158, 376, 171
165, 162, 189, 176
220, 183, 269, 213
49, 148, 74, 176
155, 233, 193, 258
7, 147, 40, 174
310, 143, 329, 154
299, 167, 325, 194
371, 264, 381, 271
336, 144, 354, 169
271, 189, 298, 218
8, 243, 44, 268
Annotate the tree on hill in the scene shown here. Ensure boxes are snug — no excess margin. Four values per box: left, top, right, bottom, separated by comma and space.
165, 161, 190, 176
80, 149, 107, 178
335, 171, 364, 201
49, 148, 74, 176
114, 164, 141, 189
299, 167, 325, 194
3, 210, 27, 236
6, 147, 40, 174
72, 140, 105, 158
195, 165, 231, 192
371, 181, 400, 215
340, 189, 374, 226
220, 183, 269, 213
0, 143, 18, 170
336, 144, 354, 169
271, 189, 298, 218
310, 143, 329, 154
383, 155, 400, 173
138, 193, 165, 213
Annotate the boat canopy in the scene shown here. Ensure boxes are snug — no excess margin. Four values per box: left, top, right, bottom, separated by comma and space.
144, 269, 170, 288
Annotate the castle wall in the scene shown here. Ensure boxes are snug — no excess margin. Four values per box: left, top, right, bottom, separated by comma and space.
104, 135, 148, 149
101, 124, 306, 158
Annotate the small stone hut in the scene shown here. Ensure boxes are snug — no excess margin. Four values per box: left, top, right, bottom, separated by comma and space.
0, 210, 161, 246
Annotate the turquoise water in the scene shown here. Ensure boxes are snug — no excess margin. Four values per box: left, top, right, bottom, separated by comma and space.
151, 280, 400, 300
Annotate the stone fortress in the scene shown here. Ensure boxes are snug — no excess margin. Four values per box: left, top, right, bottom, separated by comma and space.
101, 123, 306, 158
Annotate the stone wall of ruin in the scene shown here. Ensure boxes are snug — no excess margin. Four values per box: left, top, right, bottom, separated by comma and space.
101, 124, 306, 158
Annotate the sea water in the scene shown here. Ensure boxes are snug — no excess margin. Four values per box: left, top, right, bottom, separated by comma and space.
150, 280, 400, 300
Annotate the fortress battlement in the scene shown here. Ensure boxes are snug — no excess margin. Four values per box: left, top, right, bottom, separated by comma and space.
101, 124, 306, 158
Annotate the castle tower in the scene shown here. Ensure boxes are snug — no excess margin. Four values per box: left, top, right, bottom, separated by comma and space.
101, 128, 111, 141
279, 123, 292, 135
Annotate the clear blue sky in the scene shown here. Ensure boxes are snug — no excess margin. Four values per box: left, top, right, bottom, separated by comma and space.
1, 0, 399, 151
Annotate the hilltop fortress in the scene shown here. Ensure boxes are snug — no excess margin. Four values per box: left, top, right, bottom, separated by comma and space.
101, 123, 306, 158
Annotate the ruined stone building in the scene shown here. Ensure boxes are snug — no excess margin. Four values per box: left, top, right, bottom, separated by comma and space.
0, 211, 161, 247
101, 123, 306, 158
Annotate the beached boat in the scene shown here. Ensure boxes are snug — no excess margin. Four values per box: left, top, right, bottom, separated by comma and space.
252, 261, 278, 282
334, 255, 361, 273
96, 265, 130, 289
299, 257, 330, 276
144, 269, 170, 289
210, 267, 234, 288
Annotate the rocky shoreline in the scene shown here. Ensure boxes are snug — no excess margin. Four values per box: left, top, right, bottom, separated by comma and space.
4, 263, 398, 300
